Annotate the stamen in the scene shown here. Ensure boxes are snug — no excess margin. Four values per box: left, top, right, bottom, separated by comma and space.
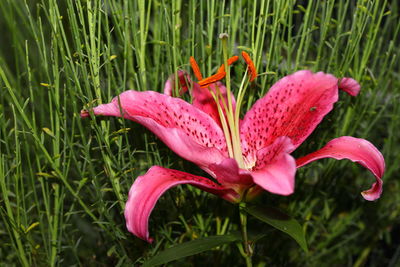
198, 72, 226, 87
217, 55, 239, 74
199, 56, 239, 87
241, 51, 257, 82
216, 65, 226, 75
190, 56, 203, 80
228, 56, 239, 64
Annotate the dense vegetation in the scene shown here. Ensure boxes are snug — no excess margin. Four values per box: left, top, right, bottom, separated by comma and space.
0, 0, 399, 266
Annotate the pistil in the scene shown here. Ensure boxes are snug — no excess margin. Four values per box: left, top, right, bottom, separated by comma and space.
189, 39, 258, 170
220, 34, 245, 169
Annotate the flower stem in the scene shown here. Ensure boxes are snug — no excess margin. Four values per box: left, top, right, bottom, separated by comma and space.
239, 202, 253, 267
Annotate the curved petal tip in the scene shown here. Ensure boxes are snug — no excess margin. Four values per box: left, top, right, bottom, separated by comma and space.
80, 102, 123, 118
297, 136, 385, 201
339, 77, 361, 96
124, 166, 237, 242
361, 180, 383, 201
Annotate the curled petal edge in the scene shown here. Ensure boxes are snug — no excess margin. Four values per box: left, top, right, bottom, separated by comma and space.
296, 136, 385, 201
339, 77, 361, 96
124, 166, 239, 242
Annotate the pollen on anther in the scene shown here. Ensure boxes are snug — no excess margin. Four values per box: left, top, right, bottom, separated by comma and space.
241, 51, 257, 82
190, 56, 203, 80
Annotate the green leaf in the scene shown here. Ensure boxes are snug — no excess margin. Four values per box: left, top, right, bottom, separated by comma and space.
245, 205, 308, 253
143, 234, 240, 267
42, 127, 55, 138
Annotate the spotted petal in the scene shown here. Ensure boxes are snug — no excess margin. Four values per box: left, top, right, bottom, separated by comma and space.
296, 136, 385, 200
124, 166, 239, 242
240, 70, 339, 164
163, 72, 236, 126
81, 91, 228, 168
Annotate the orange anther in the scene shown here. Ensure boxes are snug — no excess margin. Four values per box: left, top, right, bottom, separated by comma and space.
198, 71, 226, 87
190, 56, 203, 80
217, 64, 226, 74
217, 55, 239, 73
228, 55, 239, 65
196, 56, 239, 87
241, 51, 257, 82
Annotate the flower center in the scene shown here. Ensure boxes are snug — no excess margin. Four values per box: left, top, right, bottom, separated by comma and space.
190, 34, 257, 169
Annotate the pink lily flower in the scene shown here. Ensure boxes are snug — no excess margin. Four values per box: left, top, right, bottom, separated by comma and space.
81, 57, 384, 243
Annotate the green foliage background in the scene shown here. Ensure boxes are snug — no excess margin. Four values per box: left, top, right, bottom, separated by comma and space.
0, 0, 399, 266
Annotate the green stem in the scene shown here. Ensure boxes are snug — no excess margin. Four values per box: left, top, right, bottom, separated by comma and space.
138, 0, 148, 88
0, 156, 29, 266
239, 203, 253, 267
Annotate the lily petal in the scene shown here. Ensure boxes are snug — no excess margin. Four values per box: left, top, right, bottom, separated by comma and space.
240, 70, 339, 164
163, 70, 191, 97
339, 77, 361, 96
162, 71, 235, 126
208, 158, 253, 186
81, 91, 228, 168
296, 136, 385, 201
192, 81, 236, 126
124, 166, 239, 242
251, 137, 297, 195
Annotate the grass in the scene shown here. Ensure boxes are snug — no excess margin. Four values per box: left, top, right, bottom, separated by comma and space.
0, 0, 399, 266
